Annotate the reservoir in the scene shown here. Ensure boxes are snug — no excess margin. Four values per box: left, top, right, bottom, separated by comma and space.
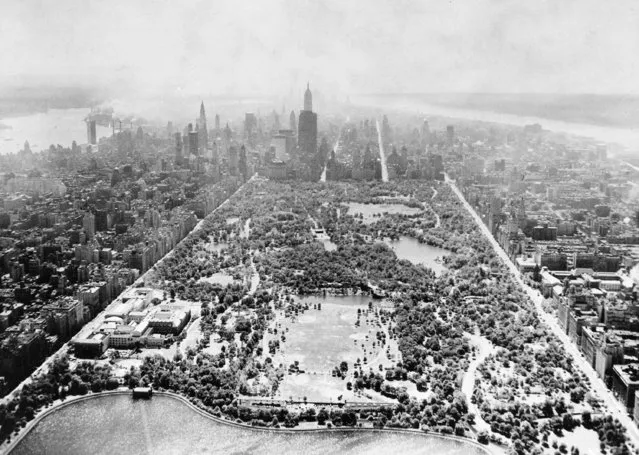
384, 236, 449, 276
10, 394, 490, 455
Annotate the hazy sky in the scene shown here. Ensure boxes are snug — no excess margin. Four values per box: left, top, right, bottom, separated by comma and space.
2, 0, 638, 97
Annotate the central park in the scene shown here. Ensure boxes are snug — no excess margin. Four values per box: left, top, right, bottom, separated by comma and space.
1, 178, 632, 455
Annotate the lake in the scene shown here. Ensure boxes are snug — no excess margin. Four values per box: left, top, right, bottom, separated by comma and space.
346, 202, 423, 225
384, 236, 449, 276
10, 393, 489, 455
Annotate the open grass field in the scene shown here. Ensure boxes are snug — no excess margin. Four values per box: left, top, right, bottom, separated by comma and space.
262, 295, 400, 403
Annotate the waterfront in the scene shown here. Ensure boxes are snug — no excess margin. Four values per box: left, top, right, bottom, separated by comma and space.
352, 95, 639, 150
3, 99, 638, 157
10, 393, 490, 455
0, 108, 111, 155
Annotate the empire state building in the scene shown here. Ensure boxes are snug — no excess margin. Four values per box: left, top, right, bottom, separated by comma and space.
298, 83, 317, 155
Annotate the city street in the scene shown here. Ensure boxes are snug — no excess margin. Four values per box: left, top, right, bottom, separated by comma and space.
375, 119, 389, 182
446, 175, 639, 447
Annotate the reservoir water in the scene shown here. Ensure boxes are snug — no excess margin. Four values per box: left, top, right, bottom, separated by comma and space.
10, 394, 489, 455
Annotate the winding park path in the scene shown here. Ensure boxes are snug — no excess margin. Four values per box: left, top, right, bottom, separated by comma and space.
239, 217, 260, 296
445, 174, 639, 448
462, 330, 495, 433
248, 255, 260, 296
431, 208, 441, 229
431, 187, 440, 227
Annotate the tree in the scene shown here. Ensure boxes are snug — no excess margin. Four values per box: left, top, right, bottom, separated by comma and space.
317, 408, 329, 425
532, 264, 541, 282
342, 412, 357, 426
90, 379, 104, 393
562, 413, 575, 432
570, 387, 584, 403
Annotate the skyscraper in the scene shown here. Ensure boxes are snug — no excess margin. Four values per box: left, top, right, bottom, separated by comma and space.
421, 119, 430, 145
174, 132, 183, 166
304, 84, 312, 111
244, 113, 257, 144
239, 145, 248, 181
290, 110, 296, 132
215, 114, 220, 131
229, 145, 239, 176
198, 101, 208, 151
187, 123, 198, 157
298, 83, 317, 156
83, 212, 95, 240
270, 110, 281, 131
87, 120, 97, 145
446, 125, 455, 147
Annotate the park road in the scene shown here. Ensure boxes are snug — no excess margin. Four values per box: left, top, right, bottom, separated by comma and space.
445, 174, 639, 448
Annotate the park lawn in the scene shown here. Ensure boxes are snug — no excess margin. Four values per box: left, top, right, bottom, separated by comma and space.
263, 296, 399, 402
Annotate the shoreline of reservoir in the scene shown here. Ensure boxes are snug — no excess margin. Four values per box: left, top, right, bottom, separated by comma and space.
5, 389, 500, 455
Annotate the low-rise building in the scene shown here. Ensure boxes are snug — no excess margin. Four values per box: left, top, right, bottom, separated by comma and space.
612, 364, 639, 413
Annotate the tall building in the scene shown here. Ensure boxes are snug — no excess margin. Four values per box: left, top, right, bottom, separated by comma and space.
223, 123, 232, 142
304, 84, 312, 111
87, 120, 97, 145
270, 110, 281, 131
174, 132, 183, 165
271, 129, 296, 162
446, 125, 455, 147
290, 110, 297, 132
298, 83, 318, 156
421, 119, 430, 145
244, 113, 257, 139
83, 212, 95, 240
229, 145, 239, 176
215, 114, 220, 131
198, 101, 208, 151
188, 131, 199, 158
239, 145, 248, 180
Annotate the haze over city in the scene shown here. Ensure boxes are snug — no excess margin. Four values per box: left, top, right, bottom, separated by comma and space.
2, 0, 639, 99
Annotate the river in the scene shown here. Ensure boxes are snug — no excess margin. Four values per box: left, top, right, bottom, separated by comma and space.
0, 108, 113, 155
10, 394, 489, 455
3, 98, 638, 157
352, 96, 639, 151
